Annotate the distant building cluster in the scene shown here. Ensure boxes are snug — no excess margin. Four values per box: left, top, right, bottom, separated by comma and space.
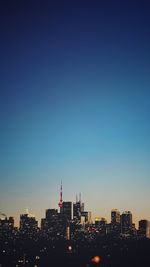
0, 184, 150, 240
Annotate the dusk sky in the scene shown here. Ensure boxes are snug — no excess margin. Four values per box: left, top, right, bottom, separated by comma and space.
0, 0, 150, 226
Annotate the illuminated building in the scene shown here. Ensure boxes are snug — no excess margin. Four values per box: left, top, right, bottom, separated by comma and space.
121, 211, 132, 235
81, 211, 92, 224
111, 209, 120, 224
139, 220, 150, 238
110, 209, 121, 236
73, 193, 85, 224
95, 217, 107, 228
73, 201, 81, 222
0, 216, 14, 237
66, 225, 70, 240
20, 213, 38, 235
62, 202, 72, 221
46, 209, 58, 220
95, 217, 107, 235
43, 209, 59, 233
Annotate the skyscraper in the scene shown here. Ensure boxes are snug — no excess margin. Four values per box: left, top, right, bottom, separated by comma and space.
139, 220, 150, 238
46, 209, 58, 220
0, 216, 14, 237
20, 213, 38, 235
81, 211, 92, 224
62, 202, 72, 221
121, 211, 132, 235
73, 201, 81, 222
111, 209, 120, 224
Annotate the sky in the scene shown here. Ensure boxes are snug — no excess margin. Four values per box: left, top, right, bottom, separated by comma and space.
0, 0, 150, 227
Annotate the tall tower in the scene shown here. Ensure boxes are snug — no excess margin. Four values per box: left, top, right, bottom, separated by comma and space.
58, 181, 63, 213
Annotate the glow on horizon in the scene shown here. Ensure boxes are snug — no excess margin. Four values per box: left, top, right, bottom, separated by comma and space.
1, 173, 150, 228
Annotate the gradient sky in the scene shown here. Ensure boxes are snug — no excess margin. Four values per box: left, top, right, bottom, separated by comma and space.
0, 0, 150, 226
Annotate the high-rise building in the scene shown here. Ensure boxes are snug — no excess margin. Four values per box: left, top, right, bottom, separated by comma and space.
0, 216, 14, 237
81, 211, 92, 224
44, 209, 59, 232
46, 209, 58, 220
41, 208, 67, 238
95, 217, 107, 228
121, 211, 132, 235
62, 202, 72, 221
20, 214, 38, 234
73, 201, 81, 222
139, 220, 150, 238
95, 217, 107, 235
111, 209, 120, 224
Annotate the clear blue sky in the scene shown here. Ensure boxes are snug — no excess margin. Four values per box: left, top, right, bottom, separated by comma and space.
0, 0, 150, 226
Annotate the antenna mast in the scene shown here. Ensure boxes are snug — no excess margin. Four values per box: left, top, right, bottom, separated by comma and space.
58, 180, 63, 213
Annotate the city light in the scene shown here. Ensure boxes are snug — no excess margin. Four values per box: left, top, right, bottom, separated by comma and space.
68, 245, 72, 251
91, 256, 101, 264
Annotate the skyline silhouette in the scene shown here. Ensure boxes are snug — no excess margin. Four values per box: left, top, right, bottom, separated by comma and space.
0, 182, 149, 228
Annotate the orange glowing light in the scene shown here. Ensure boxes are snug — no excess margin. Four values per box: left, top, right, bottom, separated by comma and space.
91, 256, 101, 264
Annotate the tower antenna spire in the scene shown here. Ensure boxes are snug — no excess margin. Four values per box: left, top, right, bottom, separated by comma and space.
58, 180, 63, 212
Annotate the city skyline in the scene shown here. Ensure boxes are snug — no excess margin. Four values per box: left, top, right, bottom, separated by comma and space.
0, 182, 149, 228
1, 1, 150, 229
